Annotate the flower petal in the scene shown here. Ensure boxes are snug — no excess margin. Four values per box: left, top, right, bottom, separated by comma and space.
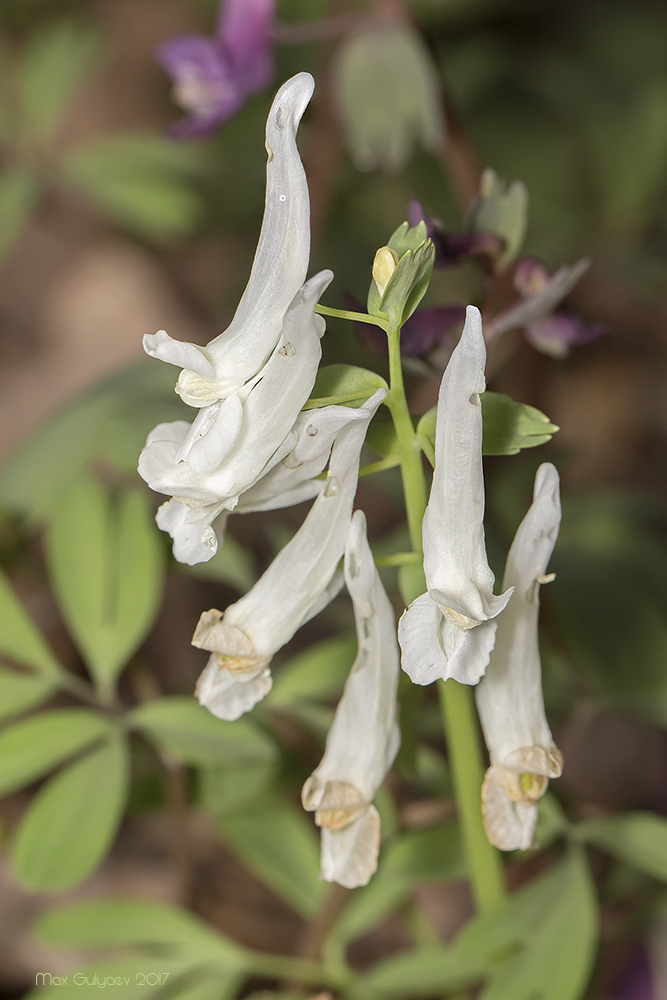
399, 592, 498, 685
320, 805, 381, 888
481, 766, 537, 851
195, 654, 272, 721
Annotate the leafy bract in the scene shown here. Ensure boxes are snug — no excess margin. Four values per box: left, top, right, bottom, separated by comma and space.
303, 364, 388, 410
578, 812, 667, 883
61, 132, 205, 241
0, 361, 188, 525
417, 391, 558, 459
45, 480, 164, 695
0, 567, 63, 675
129, 696, 276, 768
13, 734, 129, 891
0, 707, 113, 797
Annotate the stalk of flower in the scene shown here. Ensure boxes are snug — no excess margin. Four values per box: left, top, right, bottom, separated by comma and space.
301, 510, 400, 888
192, 389, 386, 720
139, 269, 332, 563
475, 462, 563, 851
398, 305, 513, 686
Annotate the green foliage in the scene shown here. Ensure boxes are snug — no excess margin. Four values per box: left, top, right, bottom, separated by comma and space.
15, 20, 101, 141
417, 391, 558, 460
183, 533, 257, 592
367, 237, 435, 328
217, 796, 327, 918
268, 633, 357, 706
332, 22, 444, 173
0, 566, 63, 675
0, 707, 114, 796
129, 696, 277, 768
465, 168, 528, 271
13, 733, 129, 891
304, 364, 388, 410
0, 168, 40, 261
0, 667, 57, 722
45, 479, 164, 697
578, 812, 667, 883
0, 361, 188, 525
61, 132, 205, 242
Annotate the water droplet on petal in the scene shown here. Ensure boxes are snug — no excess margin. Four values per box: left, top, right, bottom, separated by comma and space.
279, 194, 287, 202
306, 424, 318, 437
278, 341, 296, 357
323, 475, 339, 498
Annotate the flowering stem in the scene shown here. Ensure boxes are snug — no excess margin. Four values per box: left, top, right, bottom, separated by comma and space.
439, 679, 506, 914
384, 315, 506, 916
316, 303, 389, 329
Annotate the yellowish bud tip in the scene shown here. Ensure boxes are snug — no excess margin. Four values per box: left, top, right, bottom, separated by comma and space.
372, 246, 399, 298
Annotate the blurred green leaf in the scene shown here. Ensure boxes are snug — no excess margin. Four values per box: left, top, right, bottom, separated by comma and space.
0, 707, 114, 796
465, 168, 528, 270
218, 797, 326, 918
199, 758, 277, 814
350, 945, 486, 999
0, 360, 188, 525
46, 480, 164, 694
304, 364, 388, 410
268, 634, 357, 707
0, 168, 40, 261
0, 567, 63, 675
129, 696, 277, 768
13, 733, 129, 891
183, 532, 256, 592
16, 21, 101, 141
578, 812, 667, 883
38, 897, 246, 964
61, 132, 205, 241
0, 667, 58, 722
333, 22, 444, 173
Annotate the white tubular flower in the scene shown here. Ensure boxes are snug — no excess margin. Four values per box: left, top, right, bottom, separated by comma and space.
475, 462, 563, 851
302, 510, 400, 889
192, 390, 386, 721
398, 305, 512, 686
139, 269, 332, 563
143, 72, 315, 405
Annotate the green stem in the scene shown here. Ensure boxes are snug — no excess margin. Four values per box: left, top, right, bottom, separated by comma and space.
384, 316, 506, 916
439, 680, 506, 914
316, 303, 389, 329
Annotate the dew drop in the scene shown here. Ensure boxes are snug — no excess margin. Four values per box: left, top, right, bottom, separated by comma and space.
278, 341, 296, 357
279, 194, 287, 202
275, 106, 285, 129
469, 392, 480, 406
306, 424, 318, 437
323, 475, 340, 498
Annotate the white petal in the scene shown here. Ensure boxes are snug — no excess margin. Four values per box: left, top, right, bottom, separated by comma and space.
175, 393, 244, 474
320, 805, 381, 888
398, 591, 498, 685
423, 305, 512, 625
156, 499, 228, 565
143, 73, 315, 401
481, 766, 537, 851
195, 655, 273, 721
475, 463, 562, 770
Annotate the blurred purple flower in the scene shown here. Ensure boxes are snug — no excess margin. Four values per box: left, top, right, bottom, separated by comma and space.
345, 294, 463, 358
609, 949, 654, 1000
157, 0, 275, 139
408, 199, 503, 268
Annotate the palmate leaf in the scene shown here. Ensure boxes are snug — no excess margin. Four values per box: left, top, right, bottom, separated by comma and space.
45, 479, 164, 695
0, 567, 62, 676
0, 667, 58, 723
13, 733, 129, 891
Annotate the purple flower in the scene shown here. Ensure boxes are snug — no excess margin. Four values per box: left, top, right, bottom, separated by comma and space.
157, 0, 275, 138
408, 200, 503, 268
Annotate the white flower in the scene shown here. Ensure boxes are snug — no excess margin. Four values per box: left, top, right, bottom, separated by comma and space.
475, 462, 563, 851
398, 305, 512, 686
302, 510, 400, 889
143, 72, 315, 405
139, 268, 332, 563
192, 390, 386, 721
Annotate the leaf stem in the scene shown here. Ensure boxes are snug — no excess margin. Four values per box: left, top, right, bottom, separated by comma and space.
315, 303, 389, 330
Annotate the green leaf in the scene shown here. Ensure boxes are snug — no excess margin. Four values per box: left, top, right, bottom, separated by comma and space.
13, 734, 129, 891
366, 420, 399, 461
183, 533, 256, 592
46, 480, 164, 694
0, 708, 114, 797
303, 364, 388, 410
268, 634, 357, 707
129, 697, 277, 768
0, 169, 40, 261
0, 567, 63, 675
61, 132, 204, 241
219, 797, 326, 918
351, 945, 487, 999
417, 392, 558, 458
16, 21, 101, 141
465, 168, 528, 271
37, 897, 246, 965
578, 812, 667, 883
0, 361, 188, 525
0, 667, 58, 722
